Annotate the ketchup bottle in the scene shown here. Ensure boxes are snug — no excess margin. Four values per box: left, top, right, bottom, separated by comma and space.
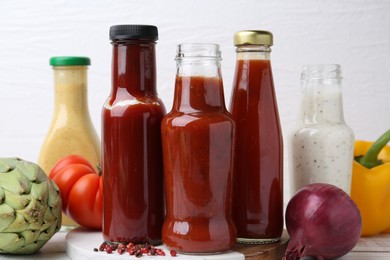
102, 25, 166, 245
229, 30, 283, 244
161, 44, 236, 253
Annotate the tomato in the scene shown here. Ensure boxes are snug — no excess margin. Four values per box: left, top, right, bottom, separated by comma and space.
49, 155, 102, 230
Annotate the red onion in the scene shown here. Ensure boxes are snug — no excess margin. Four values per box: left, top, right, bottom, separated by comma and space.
284, 183, 362, 260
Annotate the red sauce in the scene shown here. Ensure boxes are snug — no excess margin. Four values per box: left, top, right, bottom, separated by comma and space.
230, 59, 283, 240
162, 76, 236, 253
102, 40, 165, 244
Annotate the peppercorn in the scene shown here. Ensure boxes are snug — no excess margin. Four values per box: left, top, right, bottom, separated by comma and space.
117, 243, 126, 255
156, 248, 165, 256
135, 249, 143, 257
128, 248, 136, 255
149, 247, 156, 255
127, 242, 134, 250
105, 245, 113, 254
98, 242, 107, 251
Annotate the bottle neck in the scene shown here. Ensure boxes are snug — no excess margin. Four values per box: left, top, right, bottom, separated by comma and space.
111, 40, 157, 97
236, 45, 271, 60
53, 66, 89, 116
173, 44, 226, 112
299, 65, 345, 124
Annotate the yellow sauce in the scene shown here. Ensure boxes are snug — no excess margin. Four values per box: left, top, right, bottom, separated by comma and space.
39, 65, 100, 226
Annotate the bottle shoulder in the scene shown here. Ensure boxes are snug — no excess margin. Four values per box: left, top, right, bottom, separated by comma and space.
104, 94, 166, 114
103, 106, 166, 122
163, 110, 234, 127
291, 123, 354, 141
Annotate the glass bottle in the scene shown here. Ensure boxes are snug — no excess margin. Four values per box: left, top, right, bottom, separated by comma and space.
161, 44, 236, 253
290, 64, 354, 194
38, 56, 101, 227
102, 25, 165, 245
229, 30, 283, 244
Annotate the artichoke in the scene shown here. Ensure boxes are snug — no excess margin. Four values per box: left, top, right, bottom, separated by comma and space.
0, 158, 61, 254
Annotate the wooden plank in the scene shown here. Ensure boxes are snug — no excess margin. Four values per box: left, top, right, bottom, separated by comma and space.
352, 234, 390, 252
340, 252, 390, 260
232, 232, 390, 259
233, 231, 289, 259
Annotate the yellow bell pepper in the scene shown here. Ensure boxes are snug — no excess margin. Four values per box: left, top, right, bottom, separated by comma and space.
351, 129, 390, 236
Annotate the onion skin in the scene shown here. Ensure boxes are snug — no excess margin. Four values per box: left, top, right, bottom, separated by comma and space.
284, 183, 362, 260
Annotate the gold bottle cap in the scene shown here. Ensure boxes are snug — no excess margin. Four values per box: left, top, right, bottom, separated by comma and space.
234, 30, 273, 46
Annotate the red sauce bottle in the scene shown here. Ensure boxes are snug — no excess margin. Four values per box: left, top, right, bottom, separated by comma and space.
161, 44, 236, 253
229, 30, 283, 244
102, 25, 166, 245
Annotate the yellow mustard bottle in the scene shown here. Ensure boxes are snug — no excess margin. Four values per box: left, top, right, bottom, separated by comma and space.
38, 56, 100, 227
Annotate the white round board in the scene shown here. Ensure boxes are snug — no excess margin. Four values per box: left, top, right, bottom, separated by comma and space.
66, 228, 245, 260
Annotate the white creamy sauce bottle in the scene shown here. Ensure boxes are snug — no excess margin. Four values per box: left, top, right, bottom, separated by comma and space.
290, 64, 354, 194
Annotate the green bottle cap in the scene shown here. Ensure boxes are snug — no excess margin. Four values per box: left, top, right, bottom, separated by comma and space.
50, 56, 91, 66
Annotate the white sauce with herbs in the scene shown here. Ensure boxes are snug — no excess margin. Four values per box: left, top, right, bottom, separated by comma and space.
290, 78, 354, 195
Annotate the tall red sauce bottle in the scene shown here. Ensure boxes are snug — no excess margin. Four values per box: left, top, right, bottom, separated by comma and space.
102, 25, 166, 244
161, 44, 236, 253
229, 30, 283, 244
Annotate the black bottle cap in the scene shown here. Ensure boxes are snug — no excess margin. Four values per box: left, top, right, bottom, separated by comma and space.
109, 25, 158, 41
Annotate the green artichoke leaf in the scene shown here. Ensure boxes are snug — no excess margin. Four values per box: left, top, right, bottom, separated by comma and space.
19, 197, 46, 227
3, 212, 29, 233
15, 241, 44, 255
20, 230, 40, 244
49, 205, 62, 231
0, 204, 15, 232
37, 222, 57, 242
16, 160, 47, 184
0, 233, 25, 253
0, 158, 15, 173
31, 181, 49, 205
40, 206, 55, 229
3, 190, 29, 210
47, 180, 61, 208
0, 167, 32, 195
